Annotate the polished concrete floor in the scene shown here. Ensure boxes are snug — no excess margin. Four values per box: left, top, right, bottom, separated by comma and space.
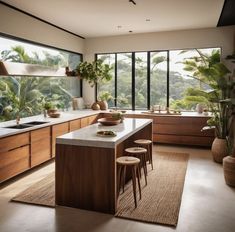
0, 145, 235, 232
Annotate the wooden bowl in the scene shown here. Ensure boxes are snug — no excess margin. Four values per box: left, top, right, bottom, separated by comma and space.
49, 112, 61, 118
98, 117, 121, 126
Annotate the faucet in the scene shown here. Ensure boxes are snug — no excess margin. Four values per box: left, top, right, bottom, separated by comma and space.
16, 115, 20, 125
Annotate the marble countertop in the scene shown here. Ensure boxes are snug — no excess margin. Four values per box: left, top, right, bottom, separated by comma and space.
56, 118, 152, 148
0, 109, 210, 138
0, 110, 100, 138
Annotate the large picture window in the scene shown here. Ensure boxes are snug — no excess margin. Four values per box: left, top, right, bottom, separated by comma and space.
97, 47, 220, 111
0, 34, 82, 122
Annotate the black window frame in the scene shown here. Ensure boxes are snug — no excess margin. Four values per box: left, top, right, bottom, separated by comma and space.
96, 46, 222, 110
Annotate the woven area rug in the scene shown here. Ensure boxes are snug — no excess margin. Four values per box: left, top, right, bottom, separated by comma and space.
11, 151, 189, 226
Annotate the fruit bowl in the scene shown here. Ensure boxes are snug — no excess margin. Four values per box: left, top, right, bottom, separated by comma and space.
98, 117, 121, 126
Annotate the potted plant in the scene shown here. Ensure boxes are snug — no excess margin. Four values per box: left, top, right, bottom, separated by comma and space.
97, 91, 113, 110
223, 117, 235, 187
76, 59, 112, 87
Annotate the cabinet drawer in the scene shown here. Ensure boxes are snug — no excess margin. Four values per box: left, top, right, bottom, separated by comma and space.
31, 138, 51, 167
0, 145, 30, 182
153, 116, 209, 125
153, 124, 214, 137
31, 127, 51, 143
0, 133, 30, 153
69, 119, 81, 132
153, 134, 214, 146
81, 117, 89, 128
52, 122, 69, 156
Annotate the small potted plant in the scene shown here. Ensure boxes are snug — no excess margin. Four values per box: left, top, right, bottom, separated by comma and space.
97, 91, 113, 110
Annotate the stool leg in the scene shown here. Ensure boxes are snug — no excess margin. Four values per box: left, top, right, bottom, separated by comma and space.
149, 144, 153, 170
137, 166, 142, 200
143, 152, 148, 185
122, 165, 126, 193
131, 166, 137, 208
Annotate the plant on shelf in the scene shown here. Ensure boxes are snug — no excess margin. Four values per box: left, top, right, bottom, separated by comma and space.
75, 59, 112, 87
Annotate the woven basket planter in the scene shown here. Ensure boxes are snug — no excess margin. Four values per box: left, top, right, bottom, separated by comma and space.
223, 156, 235, 187
211, 138, 228, 163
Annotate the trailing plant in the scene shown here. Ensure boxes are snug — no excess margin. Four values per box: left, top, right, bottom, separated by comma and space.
76, 59, 112, 87
98, 91, 113, 102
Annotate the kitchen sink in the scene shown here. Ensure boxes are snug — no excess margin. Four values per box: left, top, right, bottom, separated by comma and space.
25, 121, 49, 125
4, 124, 34, 129
4, 121, 50, 129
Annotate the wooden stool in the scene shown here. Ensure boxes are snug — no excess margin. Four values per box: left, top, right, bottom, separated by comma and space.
125, 147, 148, 185
117, 156, 141, 208
134, 139, 153, 170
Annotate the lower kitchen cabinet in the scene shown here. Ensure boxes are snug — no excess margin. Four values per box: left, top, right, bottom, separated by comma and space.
31, 127, 51, 167
0, 133, 30, 183
52, 122, 69, 157
69, 119, 81, 131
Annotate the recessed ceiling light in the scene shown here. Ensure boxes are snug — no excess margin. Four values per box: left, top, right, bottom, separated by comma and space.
117, 25, 122, 29
129, 30, 133, 33
146, 19, 151, 22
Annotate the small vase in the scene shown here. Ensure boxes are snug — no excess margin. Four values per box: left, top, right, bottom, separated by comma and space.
91, 102, 100, 110
196, 103, 204, 114
211, 138, 228, 163
98, 101, 108, 110
223, 156, 235, 187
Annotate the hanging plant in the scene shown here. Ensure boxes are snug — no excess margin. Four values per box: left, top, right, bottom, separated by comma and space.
75, 59, 112, 87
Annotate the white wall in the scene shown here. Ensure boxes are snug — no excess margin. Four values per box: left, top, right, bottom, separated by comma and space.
83, 26, 235, 104
0, 4, 85, 53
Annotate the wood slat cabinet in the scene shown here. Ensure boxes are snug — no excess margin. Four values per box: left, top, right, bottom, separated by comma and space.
52, 122, 69, 157
69, 119, 81, 132
125, 114, 214, 147
81, 114, 99, 128
0, 133, 30, 183
31, 127, 51, 167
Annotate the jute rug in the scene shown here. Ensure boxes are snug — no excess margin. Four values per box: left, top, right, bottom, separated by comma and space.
11, 151, 189, 226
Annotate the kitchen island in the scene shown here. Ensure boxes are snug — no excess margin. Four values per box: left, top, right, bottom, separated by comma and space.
55, 118, 152, 214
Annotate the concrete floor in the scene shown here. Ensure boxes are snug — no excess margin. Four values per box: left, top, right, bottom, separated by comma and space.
0, 145, 235, 232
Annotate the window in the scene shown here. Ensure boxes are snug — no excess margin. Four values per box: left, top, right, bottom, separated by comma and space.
96, 47, 220, 110
0, 34, 82, 122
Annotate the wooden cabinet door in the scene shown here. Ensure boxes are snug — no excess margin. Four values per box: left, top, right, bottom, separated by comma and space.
69, 119, 81, 132
52, 122, 69, 156
81, 117, 89, 128
31, 127, 51, 167
0, 145, 30, 183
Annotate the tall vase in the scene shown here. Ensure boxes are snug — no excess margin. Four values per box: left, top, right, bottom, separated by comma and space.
98, 101, 108, 110
211, 138, 228, 163
223, 156, 235, 187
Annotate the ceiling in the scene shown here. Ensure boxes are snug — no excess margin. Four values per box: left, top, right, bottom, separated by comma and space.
1, 0, 225, 38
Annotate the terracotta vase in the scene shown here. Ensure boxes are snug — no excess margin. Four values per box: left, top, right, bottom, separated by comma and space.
98, 101, 108, 110
211, 138, 228, 163
91, 102, 100, 110
223, 156, 235, 187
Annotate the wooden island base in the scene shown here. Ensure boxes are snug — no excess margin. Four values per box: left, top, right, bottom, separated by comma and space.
55, 120, 152, 214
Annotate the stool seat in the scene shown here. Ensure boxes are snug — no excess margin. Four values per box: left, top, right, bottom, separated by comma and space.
125, 147, 147, 154
116, 156, 140, 165
134, 139, 152, 145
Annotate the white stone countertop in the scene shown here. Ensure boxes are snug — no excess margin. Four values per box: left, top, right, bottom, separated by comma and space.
56, 118, 152, 149
0, 109, 210, 138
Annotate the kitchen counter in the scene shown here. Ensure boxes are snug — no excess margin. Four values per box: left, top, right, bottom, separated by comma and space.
56, 118, 152, 148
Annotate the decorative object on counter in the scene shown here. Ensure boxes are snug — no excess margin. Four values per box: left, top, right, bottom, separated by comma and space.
96, 130, 117, 137
111, 112, 124, 122
97, 91, 113, 110
72, 97, 84, 110
48, 112, 61, 118
97, 117, 121, 126
196, 103, 204, 114
202, 108, 209, 116
91, 102, 100, 110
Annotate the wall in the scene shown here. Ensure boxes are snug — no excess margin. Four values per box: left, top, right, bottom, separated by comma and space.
83, 26, 235, 104
0, 4, 85, 53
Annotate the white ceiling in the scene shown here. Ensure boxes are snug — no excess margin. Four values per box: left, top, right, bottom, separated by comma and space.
2, 0, 225, 38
